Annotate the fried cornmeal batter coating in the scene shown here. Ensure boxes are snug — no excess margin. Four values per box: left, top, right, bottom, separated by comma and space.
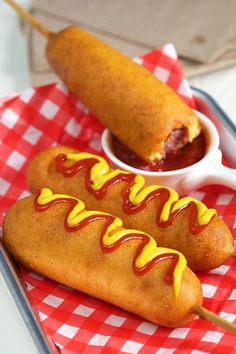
27, 146, 234, 271
46, 27, 200, 162
3, 192, 202, 328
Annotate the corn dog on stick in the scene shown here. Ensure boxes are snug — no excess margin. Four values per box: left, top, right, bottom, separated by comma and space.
5, 0, 201, 162
28, 146, 234, 271
3, 188, 202, 327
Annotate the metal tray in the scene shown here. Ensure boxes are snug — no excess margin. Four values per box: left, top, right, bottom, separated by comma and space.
0, 241, 58, 354
0, 87, 235, 353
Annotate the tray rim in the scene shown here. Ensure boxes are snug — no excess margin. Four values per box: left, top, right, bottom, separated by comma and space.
0, 240, 55, 354
191, 86, 236, 137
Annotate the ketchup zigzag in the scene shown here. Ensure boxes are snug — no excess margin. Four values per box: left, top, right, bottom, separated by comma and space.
35, 188, 186, 298
55, 153, 216, 235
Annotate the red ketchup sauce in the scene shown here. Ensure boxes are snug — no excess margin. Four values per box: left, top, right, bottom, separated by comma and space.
111, 132, 206, 172
35, 195, 179, 285
55, 154, 215, 234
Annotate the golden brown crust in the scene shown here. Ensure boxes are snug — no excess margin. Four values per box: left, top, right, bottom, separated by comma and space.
27, 146, 234, 271
46, 27, 200, 162
3, 196, 202, 327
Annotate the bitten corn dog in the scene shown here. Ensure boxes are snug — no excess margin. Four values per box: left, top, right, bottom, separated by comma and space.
27, 147, 234, 271
5, 0, 201, 163
3, 188, 202, 327
46, 27, 200, 162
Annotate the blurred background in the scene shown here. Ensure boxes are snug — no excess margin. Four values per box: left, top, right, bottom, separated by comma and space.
1, 0, 236, 120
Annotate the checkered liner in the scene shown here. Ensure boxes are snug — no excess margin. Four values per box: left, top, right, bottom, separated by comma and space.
0, 44, 236, 353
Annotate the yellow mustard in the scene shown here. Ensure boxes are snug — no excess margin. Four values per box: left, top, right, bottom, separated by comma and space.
66, 153, 217, 224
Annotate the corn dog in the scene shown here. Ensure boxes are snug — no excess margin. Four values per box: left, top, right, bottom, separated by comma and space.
27, 146, 234, 271
3, 188, 202, 327
46, 27, 200, 162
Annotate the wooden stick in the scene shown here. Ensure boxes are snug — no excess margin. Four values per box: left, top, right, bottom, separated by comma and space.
4, 0, 51, 38
232, 248, 236, 257
195, 305, 236, 335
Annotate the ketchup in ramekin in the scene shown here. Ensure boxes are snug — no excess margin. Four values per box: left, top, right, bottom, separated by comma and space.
111, 133, 206, 172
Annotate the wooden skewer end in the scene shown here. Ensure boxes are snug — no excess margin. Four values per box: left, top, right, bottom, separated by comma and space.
4, 0, 51, 38
195, 305, 236, 335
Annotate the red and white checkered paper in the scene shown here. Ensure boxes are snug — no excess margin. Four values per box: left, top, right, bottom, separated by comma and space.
0, 44, 236, 354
